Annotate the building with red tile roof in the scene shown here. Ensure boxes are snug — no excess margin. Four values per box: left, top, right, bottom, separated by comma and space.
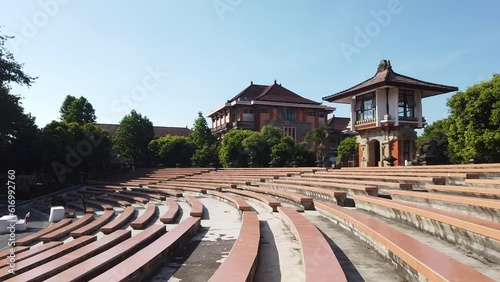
208, 80, 335, 143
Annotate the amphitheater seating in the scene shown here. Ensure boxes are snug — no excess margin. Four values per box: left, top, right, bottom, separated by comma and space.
298, 174, 412, 190
388, 190, 500, 222
0, 246, 29, 258
107, 192, 149, 204
130, 203, 157, 229
160, 199, 180, 223
7, 230, 131, 282
209, 211, 260, 282
272, 178, 377, 197
40, 214, 95, 242
151, 182, 223, 192
353, 195, 500, 263
226, 188, 281, 211
239, 185, 315, 210
45, 225, 166, 282
118, 190, 166, 200
308, 173, 446, 188
209, 191, 252, 211
101, 206, 136, 234
0, 242, 62, 266
16, 218, 73, 246
84, 199, 114, 211
185, 195, 205, 217
259, 182, 349, 205
425, 184, 500, 199
70, 210, 115, 238
315, 201, 495, 282
465, 178, 500, 188
90, 217, 201, 282
278, 206, 347, 282
0, 235, 97, 280
148, 184, 207, 194
130, 187, 182, 198
94, 195, 131, 207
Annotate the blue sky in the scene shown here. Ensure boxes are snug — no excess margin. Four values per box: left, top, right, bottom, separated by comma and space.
1, 0, 499, 129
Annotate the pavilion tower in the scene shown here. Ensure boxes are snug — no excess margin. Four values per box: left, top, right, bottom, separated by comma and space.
323, 60, 458, 166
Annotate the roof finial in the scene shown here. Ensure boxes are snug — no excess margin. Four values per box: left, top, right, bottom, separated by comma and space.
250, 81, 253, 85
377, 59, 391, 73
274, 79, 277, 84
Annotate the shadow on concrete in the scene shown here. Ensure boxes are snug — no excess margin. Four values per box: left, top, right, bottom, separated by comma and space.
254, 220, 281, 281
318, 228, 365, 282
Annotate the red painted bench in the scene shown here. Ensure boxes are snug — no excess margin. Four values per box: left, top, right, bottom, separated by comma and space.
101, 206, 136, 234
239, 185, 314, 210
227, 188, 281, 211
0, 242, 62, 266
260, 182, 348, 205
149, 184, 206, 194
0, 246, 29, 258
425, 184, 500, 199
45, 225, 166, 282
185, 195, 204, 217
209, 191, 252, 211
0, 235, 96, 280
389, 189, 500, 222
85, 199, 114, 211
94, 195, 131, 207
278, 206, 347, 282
299, 174, 412, 190
160, 199, 180, 223
119, 190, 166, 201
130, 187, 183, 197
107, 192, 149, 204
70, 210, 115, 238
273, 178, 377, 197
130, 203, 157, 229
209, 211, 260, 282
315, 201, 495, 282
90, 217, 201, 282
152, 182, 224, 192
6, 230, 131, 282
353, 195, 500, 263
40, 214, 95, 242
16, 218, 72, 246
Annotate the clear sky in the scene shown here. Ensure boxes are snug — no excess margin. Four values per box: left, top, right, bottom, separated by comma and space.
1, 0, 499, 129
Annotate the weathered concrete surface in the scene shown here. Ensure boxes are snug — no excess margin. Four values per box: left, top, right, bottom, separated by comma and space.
303, 211, 403, 282
356, 209, 500, 281
151, 195, 241, 282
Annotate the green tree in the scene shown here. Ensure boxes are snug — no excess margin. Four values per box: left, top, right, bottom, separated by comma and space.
270, 135, 295, 167
337, 136, 358, 164
191, 144, 220, 167
41, 121, 112, 182
0, 32, 39, 174
305, 125, 329, 164
218, 129, 254, 167
149, 135, 195, 167
60, 95, 96, 124
447, 74, 500, 163
242, 131, 270, 167
416, 119, 450, 163
294, 142, 316, 167
0, 32, 37, 87
190, 111, 215, 148
113, 110, 154, 167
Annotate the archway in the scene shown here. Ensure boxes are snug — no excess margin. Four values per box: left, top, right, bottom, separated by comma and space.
368, 140, 381, 167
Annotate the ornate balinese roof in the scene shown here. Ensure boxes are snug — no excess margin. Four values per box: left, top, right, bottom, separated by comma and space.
229, 81, 320, 105
323, 60, 458, 102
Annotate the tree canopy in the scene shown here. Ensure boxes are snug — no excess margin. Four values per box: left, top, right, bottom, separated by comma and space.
149, 135, 195, 167
60, 95, 96, 124
113, 110, 154, 167
0, 32, 37, 87
446, 74, 500, 163
190, 111, 215, 148
305, 125, 329, 164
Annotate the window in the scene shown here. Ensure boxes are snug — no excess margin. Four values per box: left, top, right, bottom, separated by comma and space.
355, 92, 376, 121
307, 111, 316, 117
283, 127, 296, 141
398, 89, 415, 118
259, 108, 269, 113
243, 108, 254, 114
282, 108, 296, 121
318, 112, 325, 118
